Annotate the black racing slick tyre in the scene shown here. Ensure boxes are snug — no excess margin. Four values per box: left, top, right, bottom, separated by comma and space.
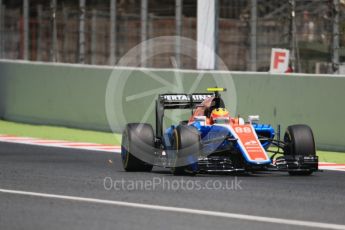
171, 125, 200, 176
284, 124, 316, 176
121, 123, 154, 172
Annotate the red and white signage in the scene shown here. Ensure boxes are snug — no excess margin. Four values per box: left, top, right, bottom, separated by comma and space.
270, 48, 290, 73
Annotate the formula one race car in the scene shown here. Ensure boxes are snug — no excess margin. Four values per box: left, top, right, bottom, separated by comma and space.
121, 88, 318, 176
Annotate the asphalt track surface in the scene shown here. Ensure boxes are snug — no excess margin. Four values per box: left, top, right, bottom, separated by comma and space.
1, 142, 345, 230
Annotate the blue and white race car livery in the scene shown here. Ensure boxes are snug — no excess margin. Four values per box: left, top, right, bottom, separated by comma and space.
121, 88, 319, 176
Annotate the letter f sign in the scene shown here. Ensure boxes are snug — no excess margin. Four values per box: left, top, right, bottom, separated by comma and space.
274, 52, 286, 69
270, 48, 289, 73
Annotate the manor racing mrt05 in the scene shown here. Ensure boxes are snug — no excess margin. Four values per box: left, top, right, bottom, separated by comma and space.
121, 88, 318, 176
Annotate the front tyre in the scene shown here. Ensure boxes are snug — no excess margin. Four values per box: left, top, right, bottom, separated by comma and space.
121, 123, 154, 172
284, 124, 316, 176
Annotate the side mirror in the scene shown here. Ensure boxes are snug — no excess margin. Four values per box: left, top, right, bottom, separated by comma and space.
248, 115, 260, 124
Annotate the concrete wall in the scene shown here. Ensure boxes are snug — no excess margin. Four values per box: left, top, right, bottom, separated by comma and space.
0, 60, 345, 151
0, 60, 113, 130
0, 67, 5, 119
231, 73, 345, 151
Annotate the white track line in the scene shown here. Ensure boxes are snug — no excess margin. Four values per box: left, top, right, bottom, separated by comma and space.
0, 140, 121, 153
0, 137, 120, 153
0, 188, 345, 230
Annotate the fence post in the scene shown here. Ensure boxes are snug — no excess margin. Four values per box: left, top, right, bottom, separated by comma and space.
62, 6, 68, 62
215, 0, 220, 70
91, 9, 97, 65
175, 0, 182, 69
36, 4, 42, 61
197, 0, 216, 70
0, 0, 3, 58
50, 0, 58, 62
141, 0, 148, 67
148, 13, 153, 67
23, 0, 29, 60
249, 0, 257, 71
288, 0, 300, 72
109, 0, 116, 65
124, 16, 128, 57
79, 0, 85, 64
1, 5, 4, 59
332, 0, 340, 74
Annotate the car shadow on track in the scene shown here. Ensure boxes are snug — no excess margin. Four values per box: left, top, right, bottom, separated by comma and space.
150, 168, 293, 178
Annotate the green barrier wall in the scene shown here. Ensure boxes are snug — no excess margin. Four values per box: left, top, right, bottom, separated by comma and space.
0, 60, 345, 151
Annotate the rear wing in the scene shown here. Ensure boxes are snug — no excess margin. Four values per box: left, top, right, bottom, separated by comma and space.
159, 93, 213, 109
155, 93, 213, 139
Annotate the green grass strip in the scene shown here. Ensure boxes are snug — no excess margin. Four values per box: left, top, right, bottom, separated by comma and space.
316, 151, 345, 164
0, 120, 121, 145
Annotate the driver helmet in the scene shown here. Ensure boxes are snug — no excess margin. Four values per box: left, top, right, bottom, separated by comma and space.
210, 108, 230, 124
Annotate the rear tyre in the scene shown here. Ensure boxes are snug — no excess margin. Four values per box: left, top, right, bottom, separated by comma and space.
121, 123, 154, 172
171, 125, 200, 176
283, 124, 316, 176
